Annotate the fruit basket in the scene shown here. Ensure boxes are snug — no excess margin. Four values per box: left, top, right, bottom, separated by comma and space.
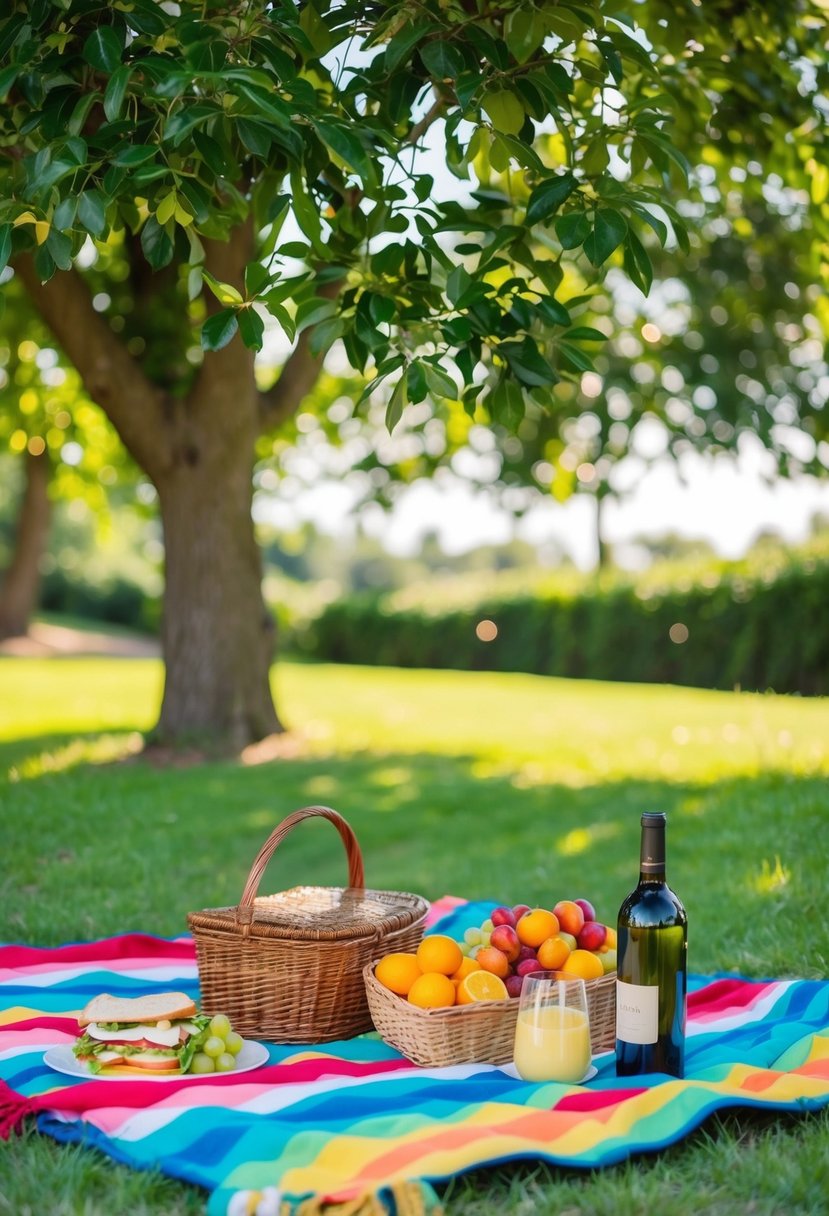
187, 805, 429, 1043
364, 962, 616, 1068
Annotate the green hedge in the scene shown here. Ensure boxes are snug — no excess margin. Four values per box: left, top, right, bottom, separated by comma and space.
309, 557, 829, 695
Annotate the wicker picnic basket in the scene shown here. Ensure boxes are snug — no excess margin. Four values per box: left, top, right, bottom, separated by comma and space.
364, 963, 616, 1068
187, 805, 430, 1043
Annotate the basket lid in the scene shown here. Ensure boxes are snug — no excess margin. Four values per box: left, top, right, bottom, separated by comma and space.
189, 885, 430, 942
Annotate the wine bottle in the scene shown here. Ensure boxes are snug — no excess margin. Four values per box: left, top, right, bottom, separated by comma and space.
616, 811, 687, 1078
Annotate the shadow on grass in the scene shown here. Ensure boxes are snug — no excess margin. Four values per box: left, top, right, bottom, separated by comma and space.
2, 727, 828, 981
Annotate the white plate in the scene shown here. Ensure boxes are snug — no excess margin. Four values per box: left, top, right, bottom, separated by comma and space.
43, 1040, 270, 1081
500, 1062, 598, 1084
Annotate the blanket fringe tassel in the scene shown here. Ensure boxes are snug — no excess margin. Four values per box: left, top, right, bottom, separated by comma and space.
0, 1078, 36, 1140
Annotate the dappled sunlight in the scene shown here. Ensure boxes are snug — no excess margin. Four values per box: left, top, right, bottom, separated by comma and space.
369, 765, 415, 788
556, 821, 621, 858
750, 856, 792, 896
7, 731, 143, 781
302, 773, 340, 800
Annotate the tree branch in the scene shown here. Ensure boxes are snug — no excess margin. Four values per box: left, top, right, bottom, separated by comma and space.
13, 254, 169, 479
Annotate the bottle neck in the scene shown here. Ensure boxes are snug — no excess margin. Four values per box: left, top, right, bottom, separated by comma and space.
639, 815, 667, 884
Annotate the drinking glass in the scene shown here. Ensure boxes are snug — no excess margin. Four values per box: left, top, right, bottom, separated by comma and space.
513, 971, 592, 1083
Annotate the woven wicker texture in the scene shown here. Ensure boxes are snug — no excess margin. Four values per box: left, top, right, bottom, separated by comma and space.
364, 963, 617, 1067
187, 806, 429, 1042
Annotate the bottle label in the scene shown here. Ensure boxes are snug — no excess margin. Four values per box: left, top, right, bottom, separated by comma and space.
616, 980, 659, 1044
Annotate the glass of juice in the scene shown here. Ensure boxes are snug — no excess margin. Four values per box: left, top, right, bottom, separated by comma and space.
513, 971, 592, 1083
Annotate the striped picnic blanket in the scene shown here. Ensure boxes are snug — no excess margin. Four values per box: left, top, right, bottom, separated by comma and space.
2, 898, 829, 1216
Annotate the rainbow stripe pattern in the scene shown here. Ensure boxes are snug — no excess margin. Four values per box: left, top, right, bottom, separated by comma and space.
2, 899, 828, 1216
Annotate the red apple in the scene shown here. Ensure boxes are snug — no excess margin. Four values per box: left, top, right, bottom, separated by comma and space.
491, 905, 517, 928
476, 946, 511, 979
553, 899, 585, 937
577, 920, 608, 952
505, 975, 524, 999
490, 924, 521, 962
515, 958, 543, 978
574, 898, 596, 922
512, 904, 531, 921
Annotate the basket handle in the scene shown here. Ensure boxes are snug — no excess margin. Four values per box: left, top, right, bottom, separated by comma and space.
235, 805, 365, 926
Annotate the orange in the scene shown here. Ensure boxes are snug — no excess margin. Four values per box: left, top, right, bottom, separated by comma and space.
560, 948, 604, 980
408, 972, 456, 1009
375, 952, 422, 996
516, 908, 559, 948
451, 956, 482, 983
455, 970, 509, 1005
536, 935, 570, 970
416, 934, 463, 977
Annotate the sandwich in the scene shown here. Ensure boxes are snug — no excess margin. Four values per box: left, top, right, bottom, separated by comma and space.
72, 992, 210, 1075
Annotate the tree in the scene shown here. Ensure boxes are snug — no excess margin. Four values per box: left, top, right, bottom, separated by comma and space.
0, 279, 138, 636
1, 0, 826, 748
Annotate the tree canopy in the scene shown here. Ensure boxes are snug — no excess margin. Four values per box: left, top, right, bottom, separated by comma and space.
1, 0, 823, 433
1, 0, 827, 747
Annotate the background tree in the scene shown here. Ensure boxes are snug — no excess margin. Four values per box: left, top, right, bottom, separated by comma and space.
0, 0, 826, 749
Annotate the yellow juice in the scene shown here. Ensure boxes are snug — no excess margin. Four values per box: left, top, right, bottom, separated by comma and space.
513, 1005, 592, 1083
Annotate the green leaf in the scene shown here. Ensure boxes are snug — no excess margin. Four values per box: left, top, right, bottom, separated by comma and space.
535, 296, 572, 327
290, 170, 323, 252
46, 228, 72, 270
500, 337, 558, 388
597, 39, 624, 85
558, 340, 595, 373
113, 144, 157, 168
155, 191, 178, 226
201, 308, 239, 352
0, 64, 20, 101
244, 261, 270, 297
490, 377, 525, 427
420, 41, 464, 79
555, 210, 590, 250
423, 363, 458, 400
384, 22, 430, 73
565, 326, 606, 342
0, 224, 12, 276
385, 374, 408, 431
237, 306, 265, 351
52, 196, 77, 230
583, 208, 627, 266
627, 202, 668, 247
33, 243, 56, 284
407, 359, 428, 404
315, 121, 376, 185
103, 65, 130, 122
201, 269, 244, 306
504, 8, 548, 64
83, 26, 123, 73
140, 215, 174, 269
623, 228, 653, 294
482, 88, 526, 136
526, 172, 578, 224
308, 315, 346, 357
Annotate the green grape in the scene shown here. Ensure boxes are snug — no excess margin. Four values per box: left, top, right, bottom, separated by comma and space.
481, 918, 494, 933
464, 927, 483, 946
215, 1052, 237, 1072
203, 1035, 225, 1059
190, 1052, 215, 1074
209, 1013, 232, 1040
480, 932, 492, 947
225, 1031, 244, 1056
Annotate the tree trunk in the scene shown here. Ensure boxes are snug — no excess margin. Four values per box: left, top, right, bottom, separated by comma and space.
0, 448, 51, 640
154, 427, 283, 751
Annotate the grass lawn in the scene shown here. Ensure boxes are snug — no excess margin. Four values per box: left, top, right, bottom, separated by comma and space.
1, 655, 828, 1214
